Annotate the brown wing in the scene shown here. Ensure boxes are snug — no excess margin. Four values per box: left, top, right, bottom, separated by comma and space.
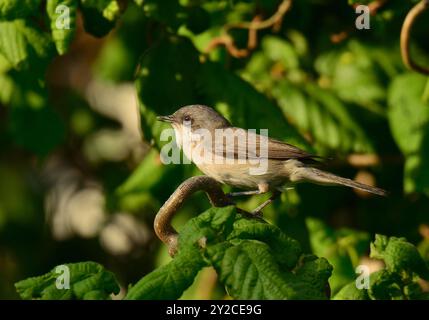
212, 127, 319, 161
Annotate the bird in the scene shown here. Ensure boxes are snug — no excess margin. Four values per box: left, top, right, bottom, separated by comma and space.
157, 105, 386, 215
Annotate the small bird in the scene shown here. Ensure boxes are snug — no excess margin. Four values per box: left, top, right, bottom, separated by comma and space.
157, 105, 386, 214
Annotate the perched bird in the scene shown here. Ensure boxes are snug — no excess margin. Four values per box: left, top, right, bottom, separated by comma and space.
157, 105, 386, 214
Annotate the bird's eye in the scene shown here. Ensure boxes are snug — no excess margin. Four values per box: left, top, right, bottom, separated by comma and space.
184, 115, 191, 122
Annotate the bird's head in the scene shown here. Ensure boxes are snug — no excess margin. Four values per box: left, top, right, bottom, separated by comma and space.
157, 105, 231, 132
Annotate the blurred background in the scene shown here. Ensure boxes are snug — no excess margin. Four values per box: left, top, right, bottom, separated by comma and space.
1, 0, 429, 299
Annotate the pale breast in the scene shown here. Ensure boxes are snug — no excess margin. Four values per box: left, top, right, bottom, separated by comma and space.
196, 159, 287, 190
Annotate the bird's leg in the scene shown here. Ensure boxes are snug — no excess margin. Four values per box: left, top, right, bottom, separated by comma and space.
227, 183, 270, 198
227, 190, 263, 197
251, 191, 281, 217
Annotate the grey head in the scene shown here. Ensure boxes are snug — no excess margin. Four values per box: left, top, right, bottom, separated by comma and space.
157, 105, 231, 131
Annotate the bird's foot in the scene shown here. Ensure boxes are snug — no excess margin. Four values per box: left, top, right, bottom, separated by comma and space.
250, 209, 263, 218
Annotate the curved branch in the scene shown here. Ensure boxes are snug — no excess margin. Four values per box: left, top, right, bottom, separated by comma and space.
205, 0, 293, 58
224, 0, 292, 32
154, 176, 233, 256
401, 0, 429, 75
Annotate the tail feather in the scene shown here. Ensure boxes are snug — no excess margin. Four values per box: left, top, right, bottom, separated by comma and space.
293, 167, 387, 196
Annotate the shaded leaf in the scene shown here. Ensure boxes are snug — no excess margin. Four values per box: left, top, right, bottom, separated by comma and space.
0, 0, 41, 19
79, 0, 120, 37
306, 217, 370, 293
0, 19, 52, 70
388, 73, 429, 194
15, 262, 120, 300
136, 35, 199, 148
125, 246, 206, 300
46, 0, 78, 55
370, 234, 429, 280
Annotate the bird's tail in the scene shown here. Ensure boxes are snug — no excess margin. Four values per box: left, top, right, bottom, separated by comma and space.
292, 166, 387, 196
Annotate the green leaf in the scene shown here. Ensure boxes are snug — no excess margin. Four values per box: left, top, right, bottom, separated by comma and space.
388, 74, 429, 194
418, 238, 429, 263
125, 206, 236, 300
306, 218, 370, 293
127, 206, 331, 300
0, 0, 41, 19
0, 19, 52, 70
388, 74, 429, 155
179, 206, 237, 249
228, 215, 302, 269
367, 269, 403, 300
206, 239, 331, 299
370, 235, 429, 280
134, 0, 185, 30
125, 246, 206, 300
15, 262, 120, 300
46, 0, 78, 55
0, 70, 14, 104
8, 104, 66, 156
116, 149, 170, 196
273, 82, 373, 153
261, 36, 300, 70
315, 41, 387, 111
206, 240, 291, 299
136, 35, 199, 148
79, 0, 120, 37
80, 0, 120, 21
0, 20, 28, 69
333, 281, 369, 300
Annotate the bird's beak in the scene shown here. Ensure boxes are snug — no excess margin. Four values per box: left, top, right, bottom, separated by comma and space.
157, 115, 174, 123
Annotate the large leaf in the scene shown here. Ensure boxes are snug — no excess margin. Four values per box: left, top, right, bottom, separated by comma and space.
335, 234, 429, 300
315, 41, 388, 111
46, 0, 78, 55
15, 262, 120, 300
0, 19, 52, 70
125, 206, 237, 300
206, 240, 331, 299
228, 215, 301, 269
126, 206, 331, 300
388, 73, 429, 194
125, 246, 206, 300
136, 35, 200, 147
274, 82, 373, 153
370, 234, 429, 280
0, 0, 41, 19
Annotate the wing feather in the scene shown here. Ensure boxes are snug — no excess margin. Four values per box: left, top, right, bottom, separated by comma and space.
212, 127, 319, 161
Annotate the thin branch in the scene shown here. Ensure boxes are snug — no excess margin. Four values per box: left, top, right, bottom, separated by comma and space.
205, 0, 293, 58
401, 0, 429, 75
224, 0, 292, 32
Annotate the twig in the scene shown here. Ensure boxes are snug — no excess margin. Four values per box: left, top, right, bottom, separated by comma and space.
401, 0, 429, 75
205, 0, 293, 58
224, 0, 292, 32
204, 36, 249, 58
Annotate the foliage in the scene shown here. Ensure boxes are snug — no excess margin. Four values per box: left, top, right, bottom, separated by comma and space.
306, 217, 370, 294
1, 0, 429, 300
126, 206, 331, 300
15, 262, 120, 300
334, 235, 429, 300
